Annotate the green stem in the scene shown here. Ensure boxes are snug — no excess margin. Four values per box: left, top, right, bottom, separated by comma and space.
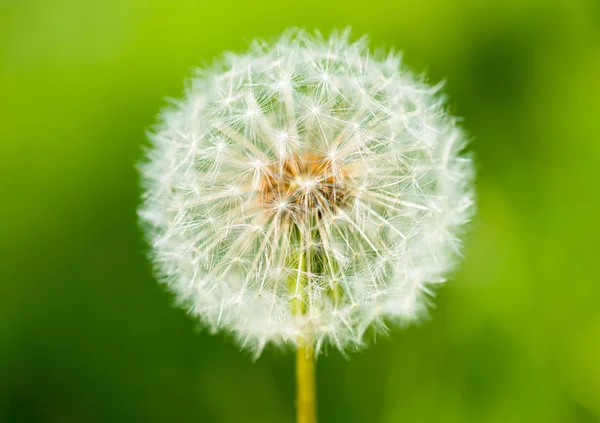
296, 342, 316, 423
291, 240, 317, 423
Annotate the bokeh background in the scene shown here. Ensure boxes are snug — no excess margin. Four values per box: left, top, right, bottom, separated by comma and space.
2, 0, 599, 422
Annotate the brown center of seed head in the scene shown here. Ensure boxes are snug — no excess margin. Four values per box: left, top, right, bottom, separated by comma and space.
258, 153, 351, 219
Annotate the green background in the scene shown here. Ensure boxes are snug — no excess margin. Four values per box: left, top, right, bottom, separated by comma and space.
2, 0, 599, 422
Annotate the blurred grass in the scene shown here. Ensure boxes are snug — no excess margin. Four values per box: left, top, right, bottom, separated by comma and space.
1, 0, 599, 422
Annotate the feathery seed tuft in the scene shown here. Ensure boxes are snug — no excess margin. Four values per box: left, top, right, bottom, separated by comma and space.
139, 29, 475, 356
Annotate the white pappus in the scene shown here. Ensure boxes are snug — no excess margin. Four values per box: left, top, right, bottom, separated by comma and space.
139, 28, 475, 356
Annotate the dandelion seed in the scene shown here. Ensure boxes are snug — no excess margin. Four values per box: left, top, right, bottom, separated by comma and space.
139, 29, 475, 360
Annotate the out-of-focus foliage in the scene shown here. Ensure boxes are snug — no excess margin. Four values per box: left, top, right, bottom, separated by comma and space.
1, 0, 599, 422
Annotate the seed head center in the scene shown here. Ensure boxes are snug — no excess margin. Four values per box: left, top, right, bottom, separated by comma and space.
258, 154, 350, 219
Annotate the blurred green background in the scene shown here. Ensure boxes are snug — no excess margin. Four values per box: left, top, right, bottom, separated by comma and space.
2, 0, 599, 422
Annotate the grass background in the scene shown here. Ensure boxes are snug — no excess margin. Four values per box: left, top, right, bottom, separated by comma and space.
1, 0, 599, 422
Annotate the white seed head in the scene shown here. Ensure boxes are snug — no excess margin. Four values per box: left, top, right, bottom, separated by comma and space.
139, 29, 475, 356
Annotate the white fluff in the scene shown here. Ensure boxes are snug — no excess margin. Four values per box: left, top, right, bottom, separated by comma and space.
139, 29, 475, 356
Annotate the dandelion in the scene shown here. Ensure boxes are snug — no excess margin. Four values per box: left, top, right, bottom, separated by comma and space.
139, 28, 475, 423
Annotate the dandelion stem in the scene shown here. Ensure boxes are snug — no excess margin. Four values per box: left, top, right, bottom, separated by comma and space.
292, 243, 316, 423
296, 342, 316, 423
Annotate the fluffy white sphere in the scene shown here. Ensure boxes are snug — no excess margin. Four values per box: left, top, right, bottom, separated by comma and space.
139, 29, 475, 355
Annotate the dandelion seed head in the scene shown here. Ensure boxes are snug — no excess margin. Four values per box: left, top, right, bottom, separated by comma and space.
139, 28, 475, 356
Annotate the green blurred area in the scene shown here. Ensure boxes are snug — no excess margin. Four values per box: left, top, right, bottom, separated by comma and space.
1, 0, 599, 421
